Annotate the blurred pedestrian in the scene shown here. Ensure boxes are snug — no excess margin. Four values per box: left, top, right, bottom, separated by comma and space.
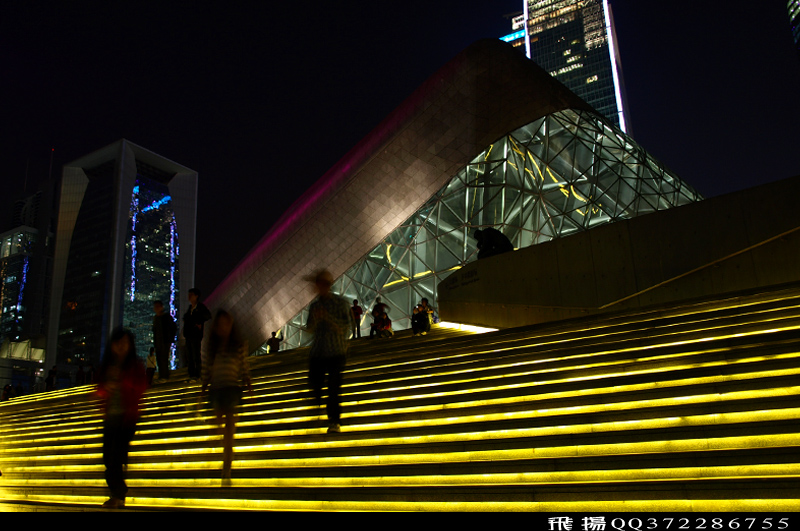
95, 328, 147, 509
45, 367, 57, 391
146, 348, 157, 386
75, 364, 86, 386
153, 300, 177, 383
183, 288, 211, 383
304, 269, 353, 433
201, 310, 252, 484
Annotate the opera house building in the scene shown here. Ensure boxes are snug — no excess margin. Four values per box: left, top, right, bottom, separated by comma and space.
206, 39, 705, 353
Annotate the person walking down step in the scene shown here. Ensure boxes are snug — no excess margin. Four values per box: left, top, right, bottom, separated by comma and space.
201, 310, 253, 485
304, 269, 353, 434
183, 288, 211, 383
96, 328, 147, 509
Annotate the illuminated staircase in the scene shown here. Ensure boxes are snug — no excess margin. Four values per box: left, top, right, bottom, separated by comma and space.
2, 284, 800, 511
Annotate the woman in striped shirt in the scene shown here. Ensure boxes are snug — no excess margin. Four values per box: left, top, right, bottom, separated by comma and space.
201, 309, 252, 483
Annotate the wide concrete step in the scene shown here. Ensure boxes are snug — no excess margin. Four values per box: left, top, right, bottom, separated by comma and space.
2, 284, 800, 510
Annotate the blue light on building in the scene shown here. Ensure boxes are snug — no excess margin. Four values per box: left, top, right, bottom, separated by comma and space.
123, 177, 181, 362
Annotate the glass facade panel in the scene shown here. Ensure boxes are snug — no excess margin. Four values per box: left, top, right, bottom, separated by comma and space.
261, 109, 701, 353
506, 0, 629, 131
789, 0, 800, 56
121, 175, 180, 364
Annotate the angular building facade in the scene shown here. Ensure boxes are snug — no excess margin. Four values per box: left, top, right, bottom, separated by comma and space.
501, 0, 629, 132
790, 0, 800, 57
47, 140, 197, 372
205, 39, 701, 355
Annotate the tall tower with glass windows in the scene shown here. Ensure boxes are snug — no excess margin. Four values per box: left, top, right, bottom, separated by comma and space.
47, 140, 197, 373
789, 0, 800, 57
501, 0, 629, 133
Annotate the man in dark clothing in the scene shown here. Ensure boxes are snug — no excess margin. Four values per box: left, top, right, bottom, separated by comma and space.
183, 288, 211, 382
153, 300, 176, 382
266, 331, 282, 353
474, 228, 514, 259
350, 300, 363, 339
305, 269, 353, 434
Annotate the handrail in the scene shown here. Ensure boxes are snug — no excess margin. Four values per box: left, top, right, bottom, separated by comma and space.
598, 225, 800, 311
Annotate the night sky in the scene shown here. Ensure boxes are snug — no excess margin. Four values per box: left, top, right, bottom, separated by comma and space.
2, 1, 798, 296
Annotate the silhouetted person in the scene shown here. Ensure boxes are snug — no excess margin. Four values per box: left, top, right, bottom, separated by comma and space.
201, 310, 252, 484
96, 328, 147, 509
474, 228, 514, 259
369, 297, 389, 339
183, 288, 211, 383
411, 306, 428, 336
153, 300, 176, 382
351, 300, 363, 339
75, 364, 86, 386
305, 269, 353, 433
418, 298, 435, 333
45, 367, 57, 392
266, 331, 282, 354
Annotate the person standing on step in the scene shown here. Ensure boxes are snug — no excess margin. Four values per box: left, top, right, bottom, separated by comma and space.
304, 269, 353, 434
96, 327, 147, 509
183, 288, 211, 383
350, 299, 363, 339
266, 331, 282, 354
201, 309, 252, 485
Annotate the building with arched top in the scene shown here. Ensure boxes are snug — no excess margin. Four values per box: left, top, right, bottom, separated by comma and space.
47, 140, 197, 373
205, 39, 701, 355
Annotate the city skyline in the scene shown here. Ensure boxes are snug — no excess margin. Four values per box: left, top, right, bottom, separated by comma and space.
1, 0, 798, 297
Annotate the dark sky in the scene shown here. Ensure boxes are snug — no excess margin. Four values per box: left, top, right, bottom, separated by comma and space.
2, 1, 799, 295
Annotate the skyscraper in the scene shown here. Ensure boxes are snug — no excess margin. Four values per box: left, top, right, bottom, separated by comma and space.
789, 0, 800, 57
501, 0, 629, 132
0, 181, 57, 345
0, 180, 58, 391
47, 140, 197, 374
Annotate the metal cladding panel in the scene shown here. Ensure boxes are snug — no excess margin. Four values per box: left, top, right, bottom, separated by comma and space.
206, 39, 598, 351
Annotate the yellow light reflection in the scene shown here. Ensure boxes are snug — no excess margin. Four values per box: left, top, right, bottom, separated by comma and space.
438, 322, 497, 333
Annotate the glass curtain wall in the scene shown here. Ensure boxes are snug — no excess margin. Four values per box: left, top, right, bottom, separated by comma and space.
260, 109, 701, 353
122, 176, 180, 364
0, 230, 36, 342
